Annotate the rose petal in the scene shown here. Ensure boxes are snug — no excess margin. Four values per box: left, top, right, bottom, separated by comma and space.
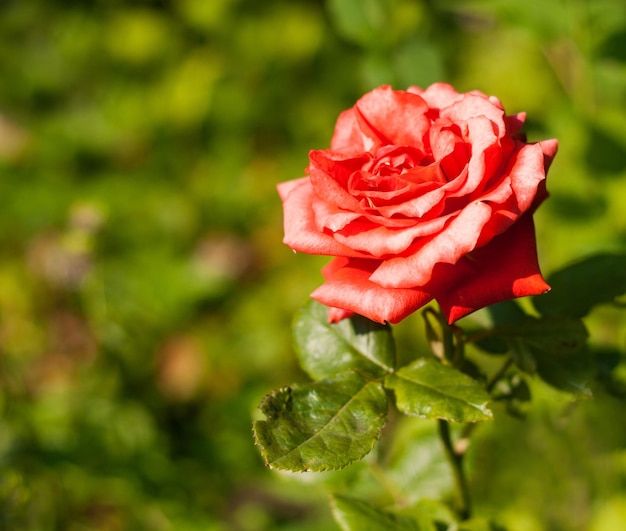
310, 198, 364, 232
333, 213, 452, 257
539, 138, 558, 171
328, 306, 355, 323
311, 257, 433, 324
408, 82, 463, 111
435, 215, 550, 323
278, 178, 369, 257
506, 112, 527, 136
440, 92, 506, 135
507, 142, 549, 213
331, 108, 376, 153
374, 185, 447, 219
308, 150, 368, 211
334, 86, 430, 151
369, 201, 493, 288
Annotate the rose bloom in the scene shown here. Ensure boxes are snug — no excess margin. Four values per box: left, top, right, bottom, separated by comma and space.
278, 83, 558, 324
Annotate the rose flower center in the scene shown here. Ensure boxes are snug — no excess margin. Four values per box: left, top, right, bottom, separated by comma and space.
347, 145, 449, 209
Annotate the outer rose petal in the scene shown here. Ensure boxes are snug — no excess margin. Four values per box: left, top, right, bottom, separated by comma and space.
277, 178, 369, 258
435, 214, 549, 323
311, 257, 433, 324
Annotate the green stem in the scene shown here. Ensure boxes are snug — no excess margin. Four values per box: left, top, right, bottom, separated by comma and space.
438, 419, 471, 520
434, 309, 472, 520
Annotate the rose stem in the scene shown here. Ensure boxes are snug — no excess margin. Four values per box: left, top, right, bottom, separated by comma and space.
436, 310, 472, 520
438, 419, 471, 520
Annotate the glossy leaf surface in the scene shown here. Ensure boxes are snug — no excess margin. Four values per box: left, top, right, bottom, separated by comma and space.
253, 371, 387, 471
293, 300, 395, 380
385, 358, 493, 422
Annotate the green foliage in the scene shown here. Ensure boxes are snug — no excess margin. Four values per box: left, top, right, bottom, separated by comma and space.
491, 316, 592, 396
385, 359, 493, 422
256, 304, 496, 476
533, 253, 626, 318
330, 494, 429, 531
253, 371, 388, 471
293, 300, 396, 380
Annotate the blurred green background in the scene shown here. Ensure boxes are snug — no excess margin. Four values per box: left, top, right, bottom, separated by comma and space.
1, 0, 626, 529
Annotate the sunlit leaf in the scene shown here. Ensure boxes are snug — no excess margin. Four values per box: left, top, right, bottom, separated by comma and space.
533, 253, 626, 318
330, 494, 432, 531
385, 358, 493, 422
253, 371, 387, 471
293, 300, 395, 380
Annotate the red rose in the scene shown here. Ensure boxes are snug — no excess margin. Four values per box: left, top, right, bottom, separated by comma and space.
278, 83, 558, 324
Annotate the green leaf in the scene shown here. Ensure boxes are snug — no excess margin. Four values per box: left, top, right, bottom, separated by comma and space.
293, 300, 396, 380
492, 316, 592, 397
533, 253, 626, 318
471, 301, 528, 355
330, 494, 433, 531
385, 359, 493, 422
253, 371, 388, 471
385, 421, 453, 506
486, 299, 528, 325
509, 338, 537, 374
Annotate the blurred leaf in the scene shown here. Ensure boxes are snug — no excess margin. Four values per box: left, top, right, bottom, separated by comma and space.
385, 358, 493, 422
104, 9, 170, 65
535, 347, 593, 398
473, 334, 509, 355
547, 191, 607, 222
493, 316, 592, 397
486, 300, 528, 326
398, 498, 456, 526
472, 300, 529, 355
510, 338, 538, 374
293, 300, 395, 380
533, 254, 626, 318
326, 0, 391, 48
330, 494, 432, 531
492, 373, 532, 418
585, 123, 626, 177
599, 29, 626, 62
385, 422, 453, 506
253, 371, 387, 471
